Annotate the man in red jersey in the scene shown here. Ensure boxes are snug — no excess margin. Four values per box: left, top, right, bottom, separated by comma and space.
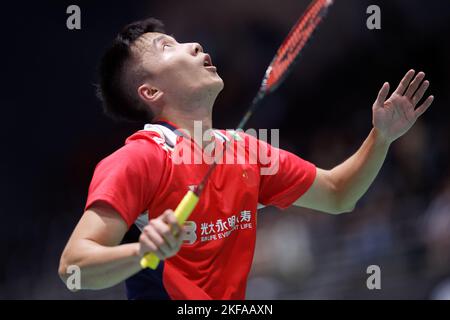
58, 18, 433, 299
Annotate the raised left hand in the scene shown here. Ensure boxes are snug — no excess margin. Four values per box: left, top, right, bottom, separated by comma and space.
372, 69, 434, 144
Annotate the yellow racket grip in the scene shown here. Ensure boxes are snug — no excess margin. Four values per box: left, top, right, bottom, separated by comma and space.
140, 190, 199, 269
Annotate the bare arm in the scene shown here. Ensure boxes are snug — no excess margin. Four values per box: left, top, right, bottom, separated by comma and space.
295, 70, 434, 214
58, 203, 183, 290
295, 129, 389, 214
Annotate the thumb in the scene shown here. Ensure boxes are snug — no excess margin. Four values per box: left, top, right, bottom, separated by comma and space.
374, 82, 390, 108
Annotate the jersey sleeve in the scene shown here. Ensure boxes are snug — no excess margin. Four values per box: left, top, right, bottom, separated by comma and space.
84, 131, 166, 227
257, 137, 317, 209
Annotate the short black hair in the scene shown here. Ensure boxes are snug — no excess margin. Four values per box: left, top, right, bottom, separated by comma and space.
97, 18, 165, 122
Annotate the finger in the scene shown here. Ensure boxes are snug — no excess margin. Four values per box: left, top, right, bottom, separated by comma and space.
139, 233, 165, 260
181, 225, 189, 237
374, 82, 390, 107
162, 210, 182, 236
145, 224, 172, 258
394, 69, 415, 95
414, 95, 434, 118
412, 80, 430, 106
175, 238, 183, 251
152, 219, 178, 250
404, 72, 425, 99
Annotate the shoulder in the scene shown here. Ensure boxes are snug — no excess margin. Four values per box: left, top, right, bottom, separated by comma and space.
98, 129, 169, 169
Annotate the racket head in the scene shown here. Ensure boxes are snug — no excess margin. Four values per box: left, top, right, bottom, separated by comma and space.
261, 0, 334, 94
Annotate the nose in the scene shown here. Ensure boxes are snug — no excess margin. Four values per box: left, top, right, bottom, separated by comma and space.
191, 42, 203, 56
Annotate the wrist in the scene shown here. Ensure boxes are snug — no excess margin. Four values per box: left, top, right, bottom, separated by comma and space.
371, 127, 392, 147
131, 242, 142, 260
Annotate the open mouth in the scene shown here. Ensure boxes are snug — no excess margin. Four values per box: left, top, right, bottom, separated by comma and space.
203, 54, 217, 71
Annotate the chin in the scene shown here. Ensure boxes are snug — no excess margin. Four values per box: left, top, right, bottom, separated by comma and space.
212, 75, 224, 92
202, 77, 223, 96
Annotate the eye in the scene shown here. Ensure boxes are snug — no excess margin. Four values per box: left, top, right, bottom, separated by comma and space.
162, 43, 171, 50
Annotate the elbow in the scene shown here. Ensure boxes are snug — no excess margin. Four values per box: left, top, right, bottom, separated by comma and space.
332, 204, 355, 214
58, 252, 83, 292
330, 199, 356, 215
328, 192, 357, 215
58, 256, 73, 290
326, 205, 355, 215
58, 252, 69, 283
58, 262, 66, 282
58, 252, 113, 291
323, 171, 356, 214
330, 183, 357, 214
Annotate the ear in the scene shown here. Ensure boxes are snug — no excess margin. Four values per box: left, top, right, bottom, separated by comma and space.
137, 83, 164, 105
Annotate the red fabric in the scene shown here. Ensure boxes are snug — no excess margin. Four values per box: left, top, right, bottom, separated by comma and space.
163, 263, 212, 300
85, 131, 166, 227
256, 136, 317, 208
85, 127, 316, 299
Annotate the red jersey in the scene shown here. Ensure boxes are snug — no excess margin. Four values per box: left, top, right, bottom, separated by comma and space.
85, 121, 316, 300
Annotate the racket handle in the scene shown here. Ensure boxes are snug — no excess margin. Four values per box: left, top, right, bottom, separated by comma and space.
140, 190, 199, 269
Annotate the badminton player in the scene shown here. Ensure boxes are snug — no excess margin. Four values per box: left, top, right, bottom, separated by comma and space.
58, 18, 434, 299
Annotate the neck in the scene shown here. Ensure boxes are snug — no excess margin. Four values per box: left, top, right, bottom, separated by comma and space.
155, 104, 214, 149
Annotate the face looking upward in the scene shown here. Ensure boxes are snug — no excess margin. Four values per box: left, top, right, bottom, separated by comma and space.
133, 32, 224, 111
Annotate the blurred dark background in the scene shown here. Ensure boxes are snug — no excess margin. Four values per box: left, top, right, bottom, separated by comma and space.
1, 0, 449, 299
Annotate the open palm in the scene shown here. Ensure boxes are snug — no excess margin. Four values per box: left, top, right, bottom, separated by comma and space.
373, 70, 434, 143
